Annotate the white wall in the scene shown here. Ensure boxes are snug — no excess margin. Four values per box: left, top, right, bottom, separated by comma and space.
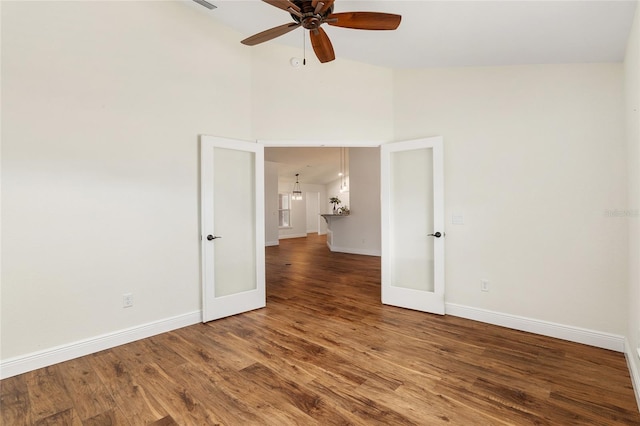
326, 177, 350, 213
1, 1, 252, 361
2, 0, 635, 383
1, 1, 396, 370
249, 42, 394, 142
265, 161, 280, 246
624, 4, 640, 403
394, 64, 627, 334
328, 148, 381, 256
306, 192, 320, 233
277, 182, 329, 239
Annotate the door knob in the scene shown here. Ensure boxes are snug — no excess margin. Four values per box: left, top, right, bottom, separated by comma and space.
428, 232, 443, 238
207, 235, 222, 241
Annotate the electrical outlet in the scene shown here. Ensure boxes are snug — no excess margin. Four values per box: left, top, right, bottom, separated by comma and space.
480, 280, 489, 292
123, 293, 133, 308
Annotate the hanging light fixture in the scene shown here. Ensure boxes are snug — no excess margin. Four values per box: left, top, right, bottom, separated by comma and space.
338, 148, 343, 176
292, 173, 303, 200
339, 147, 349, 193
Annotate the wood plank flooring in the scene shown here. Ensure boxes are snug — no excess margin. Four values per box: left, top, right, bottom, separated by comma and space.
2, 233, 639, 425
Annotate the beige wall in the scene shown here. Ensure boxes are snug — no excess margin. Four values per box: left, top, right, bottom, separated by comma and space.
264, 161, 280, 246
328, 148, 381, 256
1, 1, 253, 359
1, 1, 395, 363
250, 42, 394, 142
625, 4, 640, 393
1, 0, 636, 383
394, 64, 627, 334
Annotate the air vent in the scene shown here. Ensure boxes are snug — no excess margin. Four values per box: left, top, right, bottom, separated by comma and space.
193, 0, 216, 10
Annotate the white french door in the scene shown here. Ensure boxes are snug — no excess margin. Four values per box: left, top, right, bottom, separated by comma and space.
200, 136, 265, 322
381, 136, 445, 315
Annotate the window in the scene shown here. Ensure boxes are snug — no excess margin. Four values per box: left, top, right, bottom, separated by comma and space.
278, 193, 291, 228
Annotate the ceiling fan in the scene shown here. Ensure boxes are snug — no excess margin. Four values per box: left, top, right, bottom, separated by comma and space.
241, 0, 401, 63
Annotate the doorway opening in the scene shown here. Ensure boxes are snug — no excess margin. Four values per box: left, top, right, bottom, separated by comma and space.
263, 144, 381, 257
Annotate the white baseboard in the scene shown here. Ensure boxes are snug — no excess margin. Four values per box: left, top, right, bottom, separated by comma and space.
3, 303, 628, 385
625, 339, 640, 411
446, 303, 625, 352
265, 240, 279, 247
278, 233, 307, 240
0, 311, 201, 380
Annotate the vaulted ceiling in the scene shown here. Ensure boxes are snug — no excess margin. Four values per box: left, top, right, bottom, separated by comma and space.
202, 0, 636, 68
198, 1, 637, 184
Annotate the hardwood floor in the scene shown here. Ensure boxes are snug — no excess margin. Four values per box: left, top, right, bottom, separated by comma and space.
2, 233, 639, 425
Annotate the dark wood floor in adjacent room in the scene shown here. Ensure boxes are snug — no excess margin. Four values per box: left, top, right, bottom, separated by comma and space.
2, 233, 639, 425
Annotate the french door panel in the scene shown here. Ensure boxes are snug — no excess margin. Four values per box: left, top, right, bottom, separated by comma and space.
200, 136, 265, 322
381, 136, 445, 315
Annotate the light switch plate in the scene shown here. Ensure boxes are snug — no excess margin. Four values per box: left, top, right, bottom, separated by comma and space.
452, 214, 464, 225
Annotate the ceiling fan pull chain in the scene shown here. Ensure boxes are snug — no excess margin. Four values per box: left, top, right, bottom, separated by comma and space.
303, 29, 306, 65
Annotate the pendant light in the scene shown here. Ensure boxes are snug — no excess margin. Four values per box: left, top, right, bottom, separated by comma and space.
292, 173, 303, 200
339, 147, 349, 193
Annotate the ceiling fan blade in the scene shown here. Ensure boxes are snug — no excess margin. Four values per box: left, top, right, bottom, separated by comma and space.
262, 0, 301, 13
241, 23, 301, 46
327, 12, 401, 30
310, 27, 335, 63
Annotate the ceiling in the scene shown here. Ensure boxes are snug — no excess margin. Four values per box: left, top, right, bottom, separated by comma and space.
265, 147, 345, 184
199, 1, 637, 184
201, 0, 636, 69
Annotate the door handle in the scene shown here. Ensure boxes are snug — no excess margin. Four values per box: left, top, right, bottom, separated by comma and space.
428, 232, 444, 238
207, 235, 222, 241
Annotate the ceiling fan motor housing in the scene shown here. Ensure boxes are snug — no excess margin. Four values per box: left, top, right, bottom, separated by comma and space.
290, 0, 334, 29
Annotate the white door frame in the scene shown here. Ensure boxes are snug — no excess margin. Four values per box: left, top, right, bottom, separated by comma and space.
260, 141, 384, 148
